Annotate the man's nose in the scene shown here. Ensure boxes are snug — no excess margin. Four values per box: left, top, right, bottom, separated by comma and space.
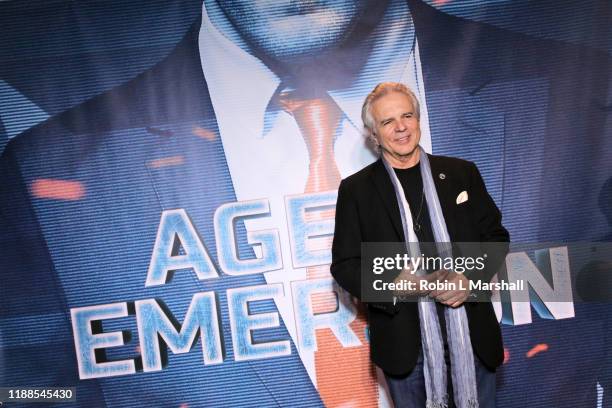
395, 120, 407, 132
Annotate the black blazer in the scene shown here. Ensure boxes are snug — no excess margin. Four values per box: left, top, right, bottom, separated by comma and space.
331, 154, 509, 376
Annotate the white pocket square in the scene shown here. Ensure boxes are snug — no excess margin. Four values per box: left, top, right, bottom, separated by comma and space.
456, 191, 468, 204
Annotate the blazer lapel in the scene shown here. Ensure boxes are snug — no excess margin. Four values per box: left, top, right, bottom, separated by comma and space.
369, 160, 405, 241
429, 156, 460, 241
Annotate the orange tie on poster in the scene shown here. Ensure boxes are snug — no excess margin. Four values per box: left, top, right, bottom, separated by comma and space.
280, 91, 379, 408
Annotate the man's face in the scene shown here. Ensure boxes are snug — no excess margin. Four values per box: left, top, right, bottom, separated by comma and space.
215, 0, 370, 61
371, 91, 421, 168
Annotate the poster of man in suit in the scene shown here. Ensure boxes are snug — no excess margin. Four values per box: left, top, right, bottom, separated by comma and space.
1, 1, 610, 407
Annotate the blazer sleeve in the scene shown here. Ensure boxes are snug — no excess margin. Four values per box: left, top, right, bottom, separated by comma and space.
464, 161, 510, 286
331, 179, 398, 315
331, 180, 362, 297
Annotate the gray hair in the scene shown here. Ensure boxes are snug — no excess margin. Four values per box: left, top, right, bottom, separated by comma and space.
361, 82, 421, 150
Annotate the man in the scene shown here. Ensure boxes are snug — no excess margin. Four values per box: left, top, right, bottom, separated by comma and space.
331, 82, 510, 407
199, 2, 428, 405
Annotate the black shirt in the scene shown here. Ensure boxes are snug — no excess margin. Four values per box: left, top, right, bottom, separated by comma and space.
393, 163, 435, 247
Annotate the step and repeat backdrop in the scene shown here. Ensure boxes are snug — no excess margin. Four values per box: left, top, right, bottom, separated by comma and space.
1, 1, 610, 407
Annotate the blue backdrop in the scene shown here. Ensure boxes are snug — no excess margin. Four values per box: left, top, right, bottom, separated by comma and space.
1, 1, 610, 407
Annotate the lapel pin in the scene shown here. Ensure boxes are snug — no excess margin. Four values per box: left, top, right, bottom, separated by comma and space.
439, 173, 446, 180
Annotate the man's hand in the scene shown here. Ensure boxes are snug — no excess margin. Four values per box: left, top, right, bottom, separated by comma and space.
393, 267, 449, 298
429, 271, 471, 308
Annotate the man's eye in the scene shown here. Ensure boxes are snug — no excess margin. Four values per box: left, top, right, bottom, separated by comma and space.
382, 120, 392, 126
403, 113, 413, 118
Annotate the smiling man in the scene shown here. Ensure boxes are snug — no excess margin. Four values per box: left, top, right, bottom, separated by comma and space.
331, 82, 510, 408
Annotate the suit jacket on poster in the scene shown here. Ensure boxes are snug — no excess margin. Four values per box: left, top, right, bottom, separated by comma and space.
330, 156, 510, 376
1, 1, 610, 406
0, 20, 323, 408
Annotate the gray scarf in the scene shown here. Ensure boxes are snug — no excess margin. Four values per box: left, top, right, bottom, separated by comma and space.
383, 147, 478, 408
